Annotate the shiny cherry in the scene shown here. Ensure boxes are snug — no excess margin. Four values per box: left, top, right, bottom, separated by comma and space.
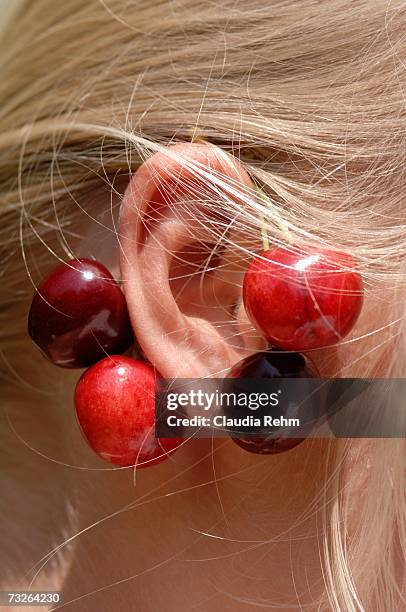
74, 355, 181, 467
28, 258, 133, 368
228, 349, 318, 455
243, 245, 363, 351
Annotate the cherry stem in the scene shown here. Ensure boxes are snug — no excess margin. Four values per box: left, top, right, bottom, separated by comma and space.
256, 186, 291, 251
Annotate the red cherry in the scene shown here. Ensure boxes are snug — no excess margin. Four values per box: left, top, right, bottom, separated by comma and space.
227, 349, 318, 455
28, 259, 134, 368
243, 245, 363, 351
74, 355, 181, 467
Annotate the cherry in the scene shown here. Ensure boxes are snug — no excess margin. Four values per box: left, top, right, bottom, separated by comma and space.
243, 245, 363, 351
28, 259, 134, 368
233, 437, 304, 455
227, 349, 319, 454
74, 355, 181, 467
229, 349, 317, 379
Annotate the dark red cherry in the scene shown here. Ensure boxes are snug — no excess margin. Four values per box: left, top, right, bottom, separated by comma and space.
28, 258, 133, 368
232, 437, 304, 455
228, 349, 319, 455
74, 355, 181, 467
229, 349, 317, 378
243, 245, 363, 351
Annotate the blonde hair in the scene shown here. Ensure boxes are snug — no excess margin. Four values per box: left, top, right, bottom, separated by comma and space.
0, 0, 405, 610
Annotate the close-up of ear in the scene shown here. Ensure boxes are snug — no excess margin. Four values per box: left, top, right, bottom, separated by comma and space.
119, 142, 259, 378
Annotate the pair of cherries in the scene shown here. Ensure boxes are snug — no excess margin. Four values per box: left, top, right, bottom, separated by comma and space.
28, 258, 180, 468
28, 244, 363, 466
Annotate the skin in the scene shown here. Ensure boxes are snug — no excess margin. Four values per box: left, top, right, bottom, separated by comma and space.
2, 144, 399, 611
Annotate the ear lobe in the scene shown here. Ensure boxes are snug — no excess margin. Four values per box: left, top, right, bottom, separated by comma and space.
119, 142, 253, 377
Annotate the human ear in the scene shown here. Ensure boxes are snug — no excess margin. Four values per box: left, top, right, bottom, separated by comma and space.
119, 142, 254, 377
